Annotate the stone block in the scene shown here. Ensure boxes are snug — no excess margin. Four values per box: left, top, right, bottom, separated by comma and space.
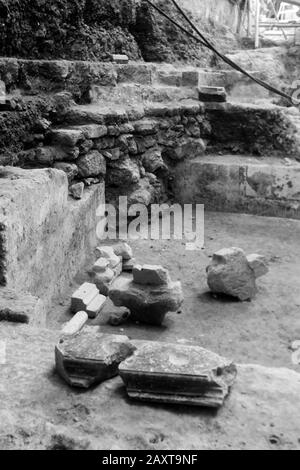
198, 86, 227, 103
182, 71, 199, 87
73, 124, 107, 139
119, 340, 237, 408
61, 311, 88, 337
55, 330, 135, 388
109, 274, 184, 326
132, 265, 171, 286
111, 54, 129, 64
51, 128, 84, 147
71, 282, 99, 314
69, 182, 84, 200
92, 258, 110, 273
93, 268, 115, 296
112, 242, 133, 261
86, 294, 107, 319
96, 246, 120, 269
134, 120, 157, 136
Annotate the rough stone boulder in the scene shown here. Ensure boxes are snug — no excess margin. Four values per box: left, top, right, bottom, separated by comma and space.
55, 328, 135, 389
108, 270, 183, 326
119, 340, 237, 408
206, 247, 269, 301
77, 150, 106, 178
106, 155, 140, 187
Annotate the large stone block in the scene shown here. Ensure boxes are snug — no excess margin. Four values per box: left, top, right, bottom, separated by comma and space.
119, 340, 237, 408
108, 274, 183, 326
55, 329, 135, 389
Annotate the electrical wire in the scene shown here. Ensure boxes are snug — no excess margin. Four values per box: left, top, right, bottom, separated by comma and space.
144, 0, 295, 104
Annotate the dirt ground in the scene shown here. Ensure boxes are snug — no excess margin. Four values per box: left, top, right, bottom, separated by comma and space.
49, 211, 300, 372
1, 211, 300, 450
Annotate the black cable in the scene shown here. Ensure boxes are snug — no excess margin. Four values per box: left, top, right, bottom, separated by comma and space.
144, 0, 294, 104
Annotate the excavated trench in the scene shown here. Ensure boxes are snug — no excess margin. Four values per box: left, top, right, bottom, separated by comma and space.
0, 56, 300, 450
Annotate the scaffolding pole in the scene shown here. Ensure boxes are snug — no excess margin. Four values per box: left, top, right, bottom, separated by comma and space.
255, 0, 261, 48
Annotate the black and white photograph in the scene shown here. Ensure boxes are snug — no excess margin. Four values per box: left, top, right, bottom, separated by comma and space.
0, 0, 299, 453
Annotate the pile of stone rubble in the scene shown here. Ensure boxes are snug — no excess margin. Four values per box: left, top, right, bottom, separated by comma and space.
55, 243, 269, 409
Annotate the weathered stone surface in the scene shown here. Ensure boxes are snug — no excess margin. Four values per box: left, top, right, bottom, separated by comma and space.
55, 330, 135, 389
36, 146, 80, 163
101, 148, 120, 161
111, 54, 129, 64
127, 176, 158, 206
163, 137, 206, 161
0, 288, 46, 327
107, 156, 140, 187
207, 247, 268, 301
122, 258, 136, 272
53, 162, 78, 182
170, 155, 300, 219
133, 265, 171, 286
142, 149, 168, 175
73, 124, 107, 139
0, 167, 105, 312
69, 182, 84, 200
96, 246, 120, 269
199, 86, 227, 103
247, 254, 269, 279
86, 294, 106, 319
182, 71, 199, 88
113, 242, 133, 261
117, 134, 138, 155
51, 128, 84, 147
108, 306, 131, 326
77, 150, 106, 178
61, 311, 88, 337
109, 274, 184, 326
79, 139, 94, 155
134, 119, 157, 136
71, 283, 99, 314
92, 258, 110, 273
92, 268, 115, 296
119, 340, 237, 408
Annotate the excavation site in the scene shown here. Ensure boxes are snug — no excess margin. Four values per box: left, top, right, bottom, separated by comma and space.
0, 0, 300, 452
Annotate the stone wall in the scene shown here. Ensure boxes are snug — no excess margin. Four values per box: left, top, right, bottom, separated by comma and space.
0, 167, 105, 311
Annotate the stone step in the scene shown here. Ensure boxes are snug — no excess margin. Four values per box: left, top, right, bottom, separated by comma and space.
90, 83, 199, 105
171, 154, 300, 219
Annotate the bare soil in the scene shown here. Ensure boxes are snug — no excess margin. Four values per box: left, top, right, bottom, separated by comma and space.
49, 211, 300, 372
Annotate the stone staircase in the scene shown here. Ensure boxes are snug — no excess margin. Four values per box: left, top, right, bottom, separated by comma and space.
1, 57, 300, 218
